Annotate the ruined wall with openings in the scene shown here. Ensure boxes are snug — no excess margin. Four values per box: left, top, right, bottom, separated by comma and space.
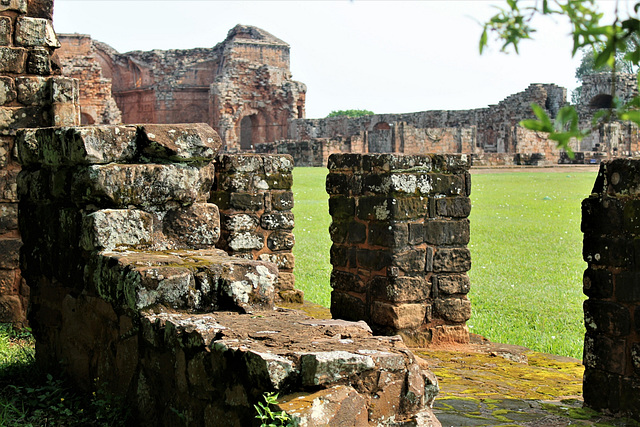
57, 26, 306, 152
0, 0, 79, 326
259, 84, 565, 166
17, 123, 440, 427
55, 33, 121, 125
582, 158, 640, 420
327, 153, 471, 346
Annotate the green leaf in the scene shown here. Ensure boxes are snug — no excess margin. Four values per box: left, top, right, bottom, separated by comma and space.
480, 27, 488, 54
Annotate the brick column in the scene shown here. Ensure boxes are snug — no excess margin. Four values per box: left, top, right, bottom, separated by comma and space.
327, 153, 471, 345
0, 0, 79, 325
582, 158, 640, 419
210, 153, 303, 302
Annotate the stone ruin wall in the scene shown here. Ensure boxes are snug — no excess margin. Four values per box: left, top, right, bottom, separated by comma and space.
54, 34, 121, 125
56, 26, 307, 153
581, 158, 640, 419
0, 0, 80, 326
258, 83, 567, 167
17, 123, 441, 426
327, 154, 472, 346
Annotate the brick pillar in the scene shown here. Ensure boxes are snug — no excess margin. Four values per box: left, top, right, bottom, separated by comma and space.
210, 153, 303, 302
327, 153, 471, 345
582, 158, 640, 419
0, 0, 79, 326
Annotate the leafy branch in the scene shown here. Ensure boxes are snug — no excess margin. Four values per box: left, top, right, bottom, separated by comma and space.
480, 0, 640, 155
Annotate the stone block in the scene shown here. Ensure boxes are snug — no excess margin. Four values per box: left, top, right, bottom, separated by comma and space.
583, 368, 621, 413
228, 232, 264, 251
583, 236, 632, 267
330, 270, 365, 293
264, 173, 292, 190
408, 222, 424, 245
0, 47, 27, 73
0, 268, 18, 294
138, 123, 221, 164
432, 247, 471, 273
388, 196, 429, 220
0, 77, 15, 106
15, 76, 47, 106
371, 301, 427, 329
632, 343, 640, 375
27, 0, 54, 19
0, 0, 26, 13
613, 271, 640, 302
368, 222, 408, 248
583, 333, 626, 373
327, 153, 363, 171
260, 212, 294, 230
429, 173, 466, 196
0, 237, 21, 269
328, 195, 355, 219
51, 102, 79, 126
223, 213, 258, 233
0, 105, 46, 130
300, 352, 375, 386
15, 17, 60, 48
51, 77, 78, 104
391, 249, 426, 274
0, 294, 25, 324
164, 203, 220, 248
258, 253, 294, 270
0, 203, 18, 233
27, 47, 51, 75
348, 221, 367, 244
329, 221, 348, 244
424, 219, 470, 245
434, 297, 471, 323
262, 155, 293, 173
583, 267, 613, 299
267, 231, 294, 251
72, 164, 208, 208
370, 275, 429, 303
330, 290, 367, 321
0, 136, 12, 168
80, 209, 153, 252
619, 377, 640, 418
584, 300, 631, 336
281, 385, 368, 426
271, 190, 293, 211
356, 248, 392, 271
435, 273, 470, 295
436, 196, 471, 218
216, 153, 264, 173
229, 193, 263, 211
275, 272, 295, 290
326, 172, 362, 196
0, 169, 18, 201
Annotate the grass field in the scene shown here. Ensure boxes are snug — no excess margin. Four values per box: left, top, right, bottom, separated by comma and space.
292, 167, 598, 359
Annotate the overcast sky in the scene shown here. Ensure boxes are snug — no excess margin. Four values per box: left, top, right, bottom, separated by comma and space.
52, 1, 623, 119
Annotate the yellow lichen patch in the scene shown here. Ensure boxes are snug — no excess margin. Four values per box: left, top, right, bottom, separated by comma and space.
417, 349, 583, 401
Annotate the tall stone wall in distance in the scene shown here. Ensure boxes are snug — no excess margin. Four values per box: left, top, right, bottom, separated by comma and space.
581, 158, 640, 420
0, 0, 79, 326
327, 153, 472, 346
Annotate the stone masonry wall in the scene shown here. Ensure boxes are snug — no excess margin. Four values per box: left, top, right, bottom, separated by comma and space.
327, 153, 472, 346
0, 0, 79, 326
18, 123, 441, 426
210, 153, 302, 303
582, 158, 640, 420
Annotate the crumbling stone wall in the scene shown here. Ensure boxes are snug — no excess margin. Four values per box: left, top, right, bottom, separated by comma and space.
18, 123, 441, 426
57, 26, 306, 152
56, 33, 121, 125
327, 153, 471, 346
582, 158, 640, 420
0, 0, 79, 326
210, 153, 302, 302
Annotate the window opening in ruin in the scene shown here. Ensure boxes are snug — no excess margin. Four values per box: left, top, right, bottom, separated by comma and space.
374, 122, 391, 131
589, 94, 613, 109
81, 112, 95, 125
297, 105, 303, 119
240, 115, 256, 150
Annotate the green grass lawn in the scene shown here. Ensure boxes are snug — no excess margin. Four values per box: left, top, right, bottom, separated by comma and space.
292, 167, 597, 359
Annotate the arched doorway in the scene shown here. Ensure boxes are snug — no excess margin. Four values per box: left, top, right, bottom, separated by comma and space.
368, 122, 393, 153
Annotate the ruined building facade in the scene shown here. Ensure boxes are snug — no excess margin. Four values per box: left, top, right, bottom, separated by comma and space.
57, 26, 307, 152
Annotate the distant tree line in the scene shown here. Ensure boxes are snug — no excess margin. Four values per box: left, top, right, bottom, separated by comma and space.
326, 109, 374, 118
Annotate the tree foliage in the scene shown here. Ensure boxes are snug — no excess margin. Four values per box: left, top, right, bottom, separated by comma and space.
480, 0, 640, 155
326, 109, 374, 118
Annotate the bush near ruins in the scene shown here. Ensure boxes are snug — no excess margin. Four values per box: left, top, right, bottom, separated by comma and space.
326, 109, 374, 118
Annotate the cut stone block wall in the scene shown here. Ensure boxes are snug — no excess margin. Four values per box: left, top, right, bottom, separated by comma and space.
18, 123, 441, 426
327, 153, 472, 346
211, 153, 302, 302
0, 0, 79, 326
582, 158, 640, 420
